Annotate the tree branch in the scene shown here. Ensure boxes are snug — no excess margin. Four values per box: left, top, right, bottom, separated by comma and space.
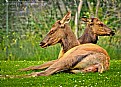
95, 0, 100, 17
74, 0, 83, 38
87, 0, 94, 17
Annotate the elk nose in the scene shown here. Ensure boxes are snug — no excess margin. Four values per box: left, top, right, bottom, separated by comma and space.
110, 31, 115, 36
39, 42, 46, 46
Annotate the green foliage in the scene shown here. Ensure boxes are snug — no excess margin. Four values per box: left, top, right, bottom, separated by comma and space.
0, 1, 121, 60
0, 31, 60, 61
0, 60, 121, 87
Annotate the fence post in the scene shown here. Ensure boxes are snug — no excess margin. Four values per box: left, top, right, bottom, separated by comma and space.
6, 0, 9, 60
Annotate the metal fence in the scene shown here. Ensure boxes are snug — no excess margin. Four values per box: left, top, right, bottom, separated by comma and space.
0, 0, 121, 61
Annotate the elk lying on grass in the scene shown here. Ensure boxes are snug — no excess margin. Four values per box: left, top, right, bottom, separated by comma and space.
21, 12, 110, 76
20, 12, 114, 72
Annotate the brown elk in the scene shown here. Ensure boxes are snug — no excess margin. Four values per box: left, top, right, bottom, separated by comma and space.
23, 12, 111, 76
78, 17, 115, 44
58, 17, 114, 58
20, 12, 114, 72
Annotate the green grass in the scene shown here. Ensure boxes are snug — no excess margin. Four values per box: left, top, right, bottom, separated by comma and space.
0, 60, 121, 87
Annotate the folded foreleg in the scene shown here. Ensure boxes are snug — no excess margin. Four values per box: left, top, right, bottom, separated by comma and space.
72, 52, 108, 73
70, 64, 98, 73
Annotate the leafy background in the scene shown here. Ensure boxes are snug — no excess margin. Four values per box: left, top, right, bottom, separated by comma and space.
0, 0, 121, 61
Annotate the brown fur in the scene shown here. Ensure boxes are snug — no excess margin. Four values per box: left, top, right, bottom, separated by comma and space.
20, 14, 114, 72
19, 12, 80, 71
30, 44, 110, 76
20, 12, 111, 73
78, 17, 115, 44
20, 12, 110, 76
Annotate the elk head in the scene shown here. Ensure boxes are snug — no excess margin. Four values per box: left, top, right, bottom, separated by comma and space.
40, 11, 71, 48
81, 17, 115, 36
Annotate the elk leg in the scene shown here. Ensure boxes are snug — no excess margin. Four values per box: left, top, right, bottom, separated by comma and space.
30, 67, 61, 77
70, 64, 98, 73
81, 64, 99, 73
19, 60, 58, 71
81, 63, 104, 73
31, 63, 103, 76
30, 52, 92, 76
69, 70, 82, 73
58, 48, 64, 59
82, 63, 104, 73
72, 52, 107, 74
70, 63, 103, 73
97, 63, 104, 73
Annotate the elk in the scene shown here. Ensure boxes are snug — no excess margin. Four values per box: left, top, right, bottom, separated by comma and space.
58, 17, 114, 58
22, 12, 111, 76
78, 17, 115, 44
20, 12, 114, 72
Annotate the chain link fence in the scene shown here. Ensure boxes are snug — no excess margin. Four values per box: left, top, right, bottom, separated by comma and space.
0, 0, 121, 61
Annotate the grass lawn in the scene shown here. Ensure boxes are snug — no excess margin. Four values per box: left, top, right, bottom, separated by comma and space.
0, 60, 121, 87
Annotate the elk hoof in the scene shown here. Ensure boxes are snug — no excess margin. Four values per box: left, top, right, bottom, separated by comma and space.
29, 72, 40, 77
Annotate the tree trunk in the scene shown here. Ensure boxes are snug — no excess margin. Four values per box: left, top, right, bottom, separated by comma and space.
74, 0, 83, 38
95, 0, 100, 17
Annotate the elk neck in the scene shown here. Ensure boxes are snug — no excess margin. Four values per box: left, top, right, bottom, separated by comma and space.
61, 24, 80, 53
78, 25, 98, 44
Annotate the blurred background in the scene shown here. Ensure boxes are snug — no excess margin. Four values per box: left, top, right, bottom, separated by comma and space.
0, 0, 121, 61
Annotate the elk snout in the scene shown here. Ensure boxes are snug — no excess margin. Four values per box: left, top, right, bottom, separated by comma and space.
39, 42, 46, 47
110, 31, 115, 36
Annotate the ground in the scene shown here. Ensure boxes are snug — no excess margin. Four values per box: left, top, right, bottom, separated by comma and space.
0, 60, 121, 87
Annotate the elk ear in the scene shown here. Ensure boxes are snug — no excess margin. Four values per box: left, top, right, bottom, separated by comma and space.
81, 17, 88, 22
91, 18, 99, 23
81, 17, 92, 23
60, 11, 71, 27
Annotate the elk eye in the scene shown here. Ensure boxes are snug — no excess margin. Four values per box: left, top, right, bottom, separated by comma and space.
66, 18, 70, 21
58, 21, 61, 24
50, 30, 54, 34
99, 24, 103, 27
90, 23, 93, 26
